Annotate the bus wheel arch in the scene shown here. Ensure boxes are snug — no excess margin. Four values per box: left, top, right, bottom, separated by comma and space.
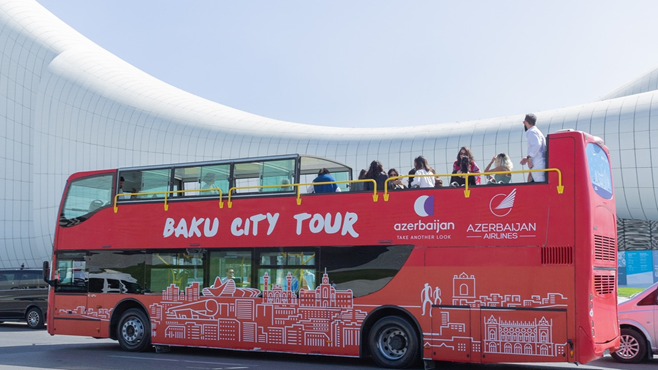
110, 299, 151, 352
361, 306, 421, 369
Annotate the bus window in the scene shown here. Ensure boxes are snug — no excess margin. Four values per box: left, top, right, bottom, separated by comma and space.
234, 159, 295, 193
149, 251, 204, 293
60, 174, 113, 224
209, 251, 252, 288
54, 252, 87, 293
118, 168, 171, 200
87, 251, 146, 294
586, 143, 613, 199
322, 245, 413, 297
261, 159, 295, 193
257, 250, 316, 291
173, 164, 230, 197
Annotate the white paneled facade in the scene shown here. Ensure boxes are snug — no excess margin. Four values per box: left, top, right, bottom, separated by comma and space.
1, 0, 657, 268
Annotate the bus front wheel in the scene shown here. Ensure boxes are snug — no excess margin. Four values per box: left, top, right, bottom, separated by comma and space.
368, 316, 419, 369
117, 308, 151, 352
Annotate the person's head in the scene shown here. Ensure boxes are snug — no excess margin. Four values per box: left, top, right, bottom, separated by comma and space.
408, 168, 416, 187
388, 168, 400, 177
435, 178, 443, 188
358, 169, 367, 179
495, 153, 513, 170
226, 268, 235, 278
523, 113, 537, 131
460, 156, 470, 173
318, 168, 330, 176
203, 172, 216, 184
414, 156, 430, 171
280, 178, 291, 188
366, 160, 384, 178
456, 147, 474, 164
119, 176, 125, 187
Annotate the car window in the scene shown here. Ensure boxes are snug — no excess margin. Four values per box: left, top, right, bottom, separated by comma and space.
637, 288, 658, 306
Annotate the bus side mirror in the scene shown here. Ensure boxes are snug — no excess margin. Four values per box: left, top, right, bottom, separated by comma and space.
42, 261, 56, 287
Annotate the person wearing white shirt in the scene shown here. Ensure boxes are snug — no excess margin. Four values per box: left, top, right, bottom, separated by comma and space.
411, 156, 436, 188
519, 113, 546, 182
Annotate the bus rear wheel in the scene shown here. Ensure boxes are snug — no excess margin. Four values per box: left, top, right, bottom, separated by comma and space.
117, 308, 151, 352
368, 316, 419, 369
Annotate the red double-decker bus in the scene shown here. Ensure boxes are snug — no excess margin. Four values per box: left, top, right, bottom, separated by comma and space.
44, 129, 619, 368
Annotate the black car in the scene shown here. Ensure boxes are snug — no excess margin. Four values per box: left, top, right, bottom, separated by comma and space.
0, 268, 48, 329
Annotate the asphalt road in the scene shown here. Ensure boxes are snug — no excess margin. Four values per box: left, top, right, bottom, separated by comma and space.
0, 323, 656, 370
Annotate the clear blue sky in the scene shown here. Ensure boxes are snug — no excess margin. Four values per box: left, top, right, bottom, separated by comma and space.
37, 0, 658, 128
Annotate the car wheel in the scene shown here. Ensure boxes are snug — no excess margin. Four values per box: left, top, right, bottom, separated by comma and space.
26, 307, 45, 329
611, 328, 647, 363
368, 316, 419, 369
117, 308, 151, 352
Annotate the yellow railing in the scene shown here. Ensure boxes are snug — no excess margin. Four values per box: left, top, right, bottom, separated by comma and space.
114, 187, 223, 213
384, 168, 563, 200
226, 179, 378, 207
112, 168, 563, 212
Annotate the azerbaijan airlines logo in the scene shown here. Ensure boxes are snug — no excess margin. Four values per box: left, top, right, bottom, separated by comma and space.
414, 195, 434, 217
489, 189, 516, 217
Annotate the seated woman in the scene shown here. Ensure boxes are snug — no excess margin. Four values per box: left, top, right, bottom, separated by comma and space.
484, 153, 513, 184
453, 147, 481, 184
364, 160, 388, 192
410, 156, 435, 188
387, 168, 406, 190
450, 156, 477, 187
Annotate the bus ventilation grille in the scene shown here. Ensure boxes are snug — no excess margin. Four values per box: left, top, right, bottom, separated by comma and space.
594, 235, 616, 261
541, 245, 573, 265
594, 274, 615, 295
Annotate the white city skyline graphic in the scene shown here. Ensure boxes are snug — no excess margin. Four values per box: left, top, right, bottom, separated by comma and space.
421, 272, 568, 358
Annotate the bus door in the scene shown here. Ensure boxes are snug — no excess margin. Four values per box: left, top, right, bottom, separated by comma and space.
430, 305, 472, 362
51, 252, 98, 336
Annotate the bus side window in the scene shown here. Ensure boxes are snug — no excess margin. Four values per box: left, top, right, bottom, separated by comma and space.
209, 251, 252, 289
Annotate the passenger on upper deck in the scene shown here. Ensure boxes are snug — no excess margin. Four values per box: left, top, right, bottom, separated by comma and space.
519, 113, 546, 182
364, 161, 388, 192
312, 168, 339, 193
407, 168, 416, 188
451, 156, 477, 187
351, 169, 367, 192
387, 168, 406, 190
453, 147, 481, 184
485, 153, 513, 184
410, 156, 435, 188
201, 172, 219, 195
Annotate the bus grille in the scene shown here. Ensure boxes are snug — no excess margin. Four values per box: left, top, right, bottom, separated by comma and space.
594, 274, 615, 295
541, 245, 573, 265
594, 235, 616, 261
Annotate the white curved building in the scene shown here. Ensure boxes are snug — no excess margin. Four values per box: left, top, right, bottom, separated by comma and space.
1, 0, 657, 269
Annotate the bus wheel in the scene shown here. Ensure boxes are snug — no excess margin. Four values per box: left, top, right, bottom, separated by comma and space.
611, 328, 646, 363
368, 316, 419, 369
26, 307, 45, 329
117, 308, 151, 352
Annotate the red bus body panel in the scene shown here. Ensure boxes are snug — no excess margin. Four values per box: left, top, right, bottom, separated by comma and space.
48, 131, 619, 364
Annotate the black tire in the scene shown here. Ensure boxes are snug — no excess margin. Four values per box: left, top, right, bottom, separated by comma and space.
117, 308, 151, 352
611, 328, 647, 363
26, 307, 45, 329
368, 316, 419, 369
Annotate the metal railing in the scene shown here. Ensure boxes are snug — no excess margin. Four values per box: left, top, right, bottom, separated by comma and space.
111, 167, 563, 212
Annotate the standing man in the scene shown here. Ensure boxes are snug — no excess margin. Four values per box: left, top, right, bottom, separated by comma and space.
519, 113, 546, 182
